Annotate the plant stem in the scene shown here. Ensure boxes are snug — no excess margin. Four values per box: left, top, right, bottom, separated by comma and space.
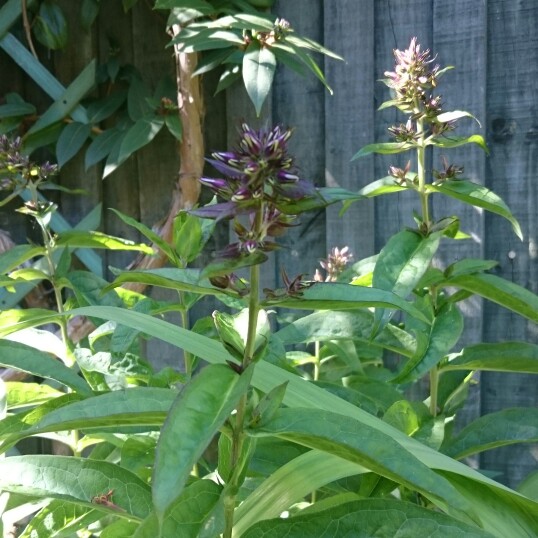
416, 114, 440, 416
429, 367, 439, 417
223, 262, 261, 538
416, 116, 430, 227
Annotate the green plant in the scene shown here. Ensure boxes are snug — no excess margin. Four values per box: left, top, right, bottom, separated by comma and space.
0, 37, 537, 538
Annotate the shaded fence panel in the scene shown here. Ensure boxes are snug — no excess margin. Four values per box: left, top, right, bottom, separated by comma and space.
0, 0, 536, 487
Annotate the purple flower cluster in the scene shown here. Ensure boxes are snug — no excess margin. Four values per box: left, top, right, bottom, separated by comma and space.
0, 135, 58, 195
193, 124, 315, 260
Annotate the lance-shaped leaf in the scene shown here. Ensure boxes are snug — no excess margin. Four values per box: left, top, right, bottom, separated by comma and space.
0, 244, 45, 274
3, 388, 175, 449
18, 500, 102, 538
233, 450, 368, 536
134, 480, 223, 538
444, 273, 538, 323
262, 283, 429, 323
56, 122, 92, 167
0, 456, 151, 520
152, 363, 252, 519
274, 310, 415, 357
243, 41, 276, 116
427, 180, 522, 239
442, 342, 538, 374
241, 498, 491, 538
105, 268, 233, 298
0, 340, 91, 395
6, 382, 63, 410
392, 303, 464, 384
55, 230, 154, 254
372, 229, 441, 330
429, 134, 488, 153
351, 141, 414, 160
443, 408, 538, 459
247, 408, 472, 519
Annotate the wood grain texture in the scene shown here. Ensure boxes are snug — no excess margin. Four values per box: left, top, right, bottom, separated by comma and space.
373, 0, 433, 251
273, 0, 327, 286
481, 0, 538, 488
324, 0, 375, 261
431, 0, 487, 446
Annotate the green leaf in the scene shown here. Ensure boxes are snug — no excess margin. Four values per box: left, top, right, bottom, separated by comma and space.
233, 450, 367, 536
442, 341, 538, 374
173, 211, 203, 263
248, 408, 471, 518
85, 129, 122, 169
55, 230, 154, 254
152, 364, 252, 518
518, 471, 538, 502
444, 273, 538, 323
33, 1, 68, 50
444, 408, 538, 459
87, 90, 127, 123
81, 0, 100, 30
117, 117, 164, 166
351, 142, 413, 160
430, 134, 488, 153
241, 498, 491, 538
436, 110, 481, 126
374, 230, 440, 298
445, 259, 499, 278
393, 303, 464, 384
5, 388, 174, 448
56, 121, 91, 167
164, 113, 182, 141
6, 382, 63, 410
201, 251, 268, 279
262, 283, 429, 324
438, 471, 537, 538
155, 0, 213, 11
372, 229, 441, 329
285, 34, 344, 61
274, 310, 415, 357
0, 244, 45, 273
19, 500, 101, 538
242, 41, 276, 116
427, 180, 522, 239
0, 101, 36, 118
0, 456, 151, 520
25, 60, 95, 137
110, 208, 176, 263
105, 268, 232, 298
358, 176, 409, 197
134, 480, 223, 538
0, 340, 91, 395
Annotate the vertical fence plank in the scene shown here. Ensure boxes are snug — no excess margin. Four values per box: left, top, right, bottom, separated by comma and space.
431, 0, 487, 449
373, 0, 433, 252
482, 0, 538, 488
324, 0, 375, 262
55, 1, 102, 244
273, 0, 327, 285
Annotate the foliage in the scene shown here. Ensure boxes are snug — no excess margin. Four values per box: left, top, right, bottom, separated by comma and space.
0, 6, 537, 538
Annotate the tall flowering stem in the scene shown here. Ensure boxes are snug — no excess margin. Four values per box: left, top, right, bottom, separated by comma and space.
194, 124, 316, 537
384, 38, 461, 416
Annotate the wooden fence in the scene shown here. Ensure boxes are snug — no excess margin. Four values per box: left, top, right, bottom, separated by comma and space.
0, 0, 536, 488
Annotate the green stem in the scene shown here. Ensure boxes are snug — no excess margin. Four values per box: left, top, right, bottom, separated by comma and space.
223, 261, 261, 538
178, 290, 193, 378
429, 367, 439, 417
416, 116, 430, 227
